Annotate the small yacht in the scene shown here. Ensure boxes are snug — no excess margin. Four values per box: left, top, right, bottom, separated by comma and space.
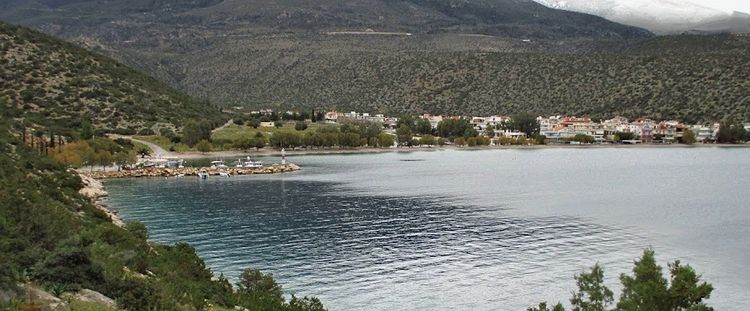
219, 172, 231, 178
210, 160, 227, 168
197, 171, 209, 180
236, 157, 263, 168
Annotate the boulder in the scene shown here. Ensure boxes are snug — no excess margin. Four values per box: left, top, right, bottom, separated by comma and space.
61, 289, 117, 309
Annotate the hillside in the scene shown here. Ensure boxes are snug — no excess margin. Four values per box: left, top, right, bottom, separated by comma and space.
0, 108, 325, 310
1, 0, 650, 39
150, 33, 750, 123
0, 21, 223, 136
2, 1, 749, 122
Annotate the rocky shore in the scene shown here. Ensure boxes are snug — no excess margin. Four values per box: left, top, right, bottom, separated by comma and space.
82, 163, 301, 179
78, 173, 124, 227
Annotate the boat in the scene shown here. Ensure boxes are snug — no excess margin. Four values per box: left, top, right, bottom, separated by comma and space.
236, 157, 263, 168
210, 160, 227, 168
197, 171, 209, 180
176, 173, 185, 178
219, 172, 231, 178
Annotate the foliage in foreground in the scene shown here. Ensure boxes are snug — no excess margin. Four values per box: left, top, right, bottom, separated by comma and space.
0, 109, 324, 310
529, 249, 713, 311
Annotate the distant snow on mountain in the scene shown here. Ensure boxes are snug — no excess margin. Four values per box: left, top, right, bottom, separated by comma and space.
534, 0, 750, 33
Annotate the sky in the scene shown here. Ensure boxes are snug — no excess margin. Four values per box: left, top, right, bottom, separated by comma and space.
694, 0, 750, 13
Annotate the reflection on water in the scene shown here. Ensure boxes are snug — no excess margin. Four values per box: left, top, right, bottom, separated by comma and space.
105, 148, 750, 310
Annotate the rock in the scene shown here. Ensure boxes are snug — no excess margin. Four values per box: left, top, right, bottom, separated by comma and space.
61, 289, 117, 309
78, 174, 107, 199
26, 285, 64, 311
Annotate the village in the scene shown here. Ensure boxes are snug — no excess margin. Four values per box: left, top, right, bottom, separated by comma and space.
243, 108, 750, 146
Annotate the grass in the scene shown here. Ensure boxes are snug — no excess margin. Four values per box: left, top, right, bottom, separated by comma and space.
135, 122, 331, 153
212, 122, 326, 141
57, 299, 119, 311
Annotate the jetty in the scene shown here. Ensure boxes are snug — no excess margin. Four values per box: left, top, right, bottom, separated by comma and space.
82, 163, 301, 179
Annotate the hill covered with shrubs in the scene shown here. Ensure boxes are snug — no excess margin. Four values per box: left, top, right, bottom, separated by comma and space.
0, 21, 224, 137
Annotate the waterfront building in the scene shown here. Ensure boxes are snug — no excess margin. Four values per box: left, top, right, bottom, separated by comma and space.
325, 111, 339, 123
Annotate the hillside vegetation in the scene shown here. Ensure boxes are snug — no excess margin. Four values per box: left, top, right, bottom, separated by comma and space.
1, 0, 650, 39
2, 1, 748, 122
0, 73, 323, 311
0, 21, 223, 136
170, 34, 750, 123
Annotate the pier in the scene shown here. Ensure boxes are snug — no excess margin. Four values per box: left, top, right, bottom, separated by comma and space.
82, 163, 300, 179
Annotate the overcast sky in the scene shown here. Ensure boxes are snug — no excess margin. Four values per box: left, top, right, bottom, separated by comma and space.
696, 0, 749, 13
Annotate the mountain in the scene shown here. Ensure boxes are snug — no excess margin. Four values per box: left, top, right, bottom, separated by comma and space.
1, 1, 749, 122
0, 21, 223, 135
1, 0, 651, 39
533, 0, 750, 34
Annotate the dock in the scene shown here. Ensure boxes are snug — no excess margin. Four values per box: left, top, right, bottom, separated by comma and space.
83, 163, 300, 179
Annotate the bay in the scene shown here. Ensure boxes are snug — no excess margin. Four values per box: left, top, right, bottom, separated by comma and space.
104, 148, 750, 310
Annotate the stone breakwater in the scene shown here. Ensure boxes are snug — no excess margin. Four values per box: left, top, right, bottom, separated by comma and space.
82, 163, 301, 179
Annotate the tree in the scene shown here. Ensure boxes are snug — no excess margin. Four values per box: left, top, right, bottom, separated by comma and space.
248, 118, 261, 129
396, 125, 413, 147
252, 136, 267, 150
137, 146, 151, 158
237, 268, 283, 300
463, 127, 478, 138
667, 261, 713, 310
274, 121, 283, 128
233, 116, 245, 125
614, 132, 636, 142
33, 238, 105, 290
509, 113, 540, 137
532, 134, 547, 145
572, 134, 595, 144
437, 137, 447, 146
51, 141, 93, 168
437, 118, 473, 138
617, 248, 669, 310
415, 118, 432, 135
94, 150, 113, 171
295, 122, 308, 131
80, 116, 94, 140
377, 133, 394, 148
182, 122, 211, 147
681, 129, 697, 145
528, 302, 565, 311
397, 115, 416, 130
234, 137, 253, 152
195, 140, 212, 153
716, 119, 747, 144
270, 132, 302, 149
530, 248, 714, 311
420, 134, 436, 146
570, 264, 613, 311
113, 150, 137, 170
485, 126, 495, 138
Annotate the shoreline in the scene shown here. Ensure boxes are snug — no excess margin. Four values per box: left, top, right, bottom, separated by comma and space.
78, 173, 125, 227
160, 143, 750, 159
75, 163, 300, 226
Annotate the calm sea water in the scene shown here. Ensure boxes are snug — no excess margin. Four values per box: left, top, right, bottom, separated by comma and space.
104, 148, 750, 310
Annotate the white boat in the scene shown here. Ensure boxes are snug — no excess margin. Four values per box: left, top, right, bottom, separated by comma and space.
176, 173, 185, 178
210, 160, 227, 168
197, 171, 209, 179
219, 172, 231, 178
236, 157, 263, 168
